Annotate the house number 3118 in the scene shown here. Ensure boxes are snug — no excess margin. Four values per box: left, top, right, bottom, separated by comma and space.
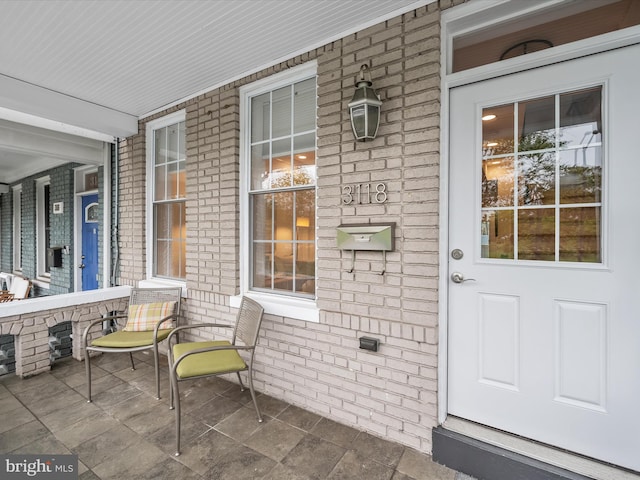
342, 183, 388, 204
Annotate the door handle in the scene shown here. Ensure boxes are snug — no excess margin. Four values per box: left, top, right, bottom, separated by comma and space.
451, 272, 476, 284
79, 264, 85, 269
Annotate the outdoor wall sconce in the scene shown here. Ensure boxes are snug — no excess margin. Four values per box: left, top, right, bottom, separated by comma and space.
348, 64, 382, 141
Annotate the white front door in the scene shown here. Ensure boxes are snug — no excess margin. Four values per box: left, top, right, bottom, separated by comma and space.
448, 44, 640, 471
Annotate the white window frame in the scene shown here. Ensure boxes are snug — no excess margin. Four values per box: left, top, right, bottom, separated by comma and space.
12, 185, 22, 273
36, 176, 51, 279
235, 61, 319, 322
143, 110, 187, 290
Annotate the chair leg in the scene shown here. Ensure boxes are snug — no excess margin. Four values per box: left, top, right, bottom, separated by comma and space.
129, 352, 136, 370
172, 376, 182, 456
85, 349, 92, 403
168, 355, 174, 410
236, 372, 245, 391
153, 345, 161, 400
247, 367, 262, 423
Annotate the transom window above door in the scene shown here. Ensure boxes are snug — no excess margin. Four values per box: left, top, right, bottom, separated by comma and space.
480, 86, 603, 263
451, 0, 640, 73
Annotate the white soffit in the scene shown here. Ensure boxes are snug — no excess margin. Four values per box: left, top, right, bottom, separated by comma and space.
0, 0, 430, 135
0, 118, 106, 183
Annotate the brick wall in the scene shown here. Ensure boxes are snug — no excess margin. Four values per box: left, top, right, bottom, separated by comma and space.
117, 126, 147, 288
47, 165, 76, 295
117, 1, 465, 454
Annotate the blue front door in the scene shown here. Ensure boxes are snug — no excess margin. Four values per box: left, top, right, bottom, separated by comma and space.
81, 194, 99, 291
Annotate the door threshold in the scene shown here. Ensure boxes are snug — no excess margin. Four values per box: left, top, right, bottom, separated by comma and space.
434, 417, 640, 480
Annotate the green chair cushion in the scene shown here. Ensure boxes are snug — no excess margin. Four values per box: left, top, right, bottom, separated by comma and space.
91, 329, 172, 348
173, 340, 247, 379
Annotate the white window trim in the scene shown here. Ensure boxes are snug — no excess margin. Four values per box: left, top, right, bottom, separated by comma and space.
143, 110, 186, 289
235, 61, 319, 322
36, 176, 51, 280
12, 185, 22, 273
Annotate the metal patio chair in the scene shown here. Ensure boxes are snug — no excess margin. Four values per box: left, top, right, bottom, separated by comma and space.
167, 296, 264, 455
82, 287, 182, 402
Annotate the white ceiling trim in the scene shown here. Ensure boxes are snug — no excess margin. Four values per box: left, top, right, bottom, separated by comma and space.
0, 118, 107, 183
0, 75, 138, 140
0, 107, 118, 144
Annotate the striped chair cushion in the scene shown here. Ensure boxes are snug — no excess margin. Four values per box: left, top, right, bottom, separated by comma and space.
123, 301, 177, 332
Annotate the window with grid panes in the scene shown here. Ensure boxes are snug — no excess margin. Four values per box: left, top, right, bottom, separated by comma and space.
148, 114, 186, 280
247, 74, 317, 298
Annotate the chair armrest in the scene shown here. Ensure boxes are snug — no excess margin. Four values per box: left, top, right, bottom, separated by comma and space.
151, 313, 180, 341
82, 318, 109, 347
82, 314, 126, 344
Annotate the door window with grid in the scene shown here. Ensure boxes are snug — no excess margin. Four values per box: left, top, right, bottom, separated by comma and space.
480, 86, 602, 263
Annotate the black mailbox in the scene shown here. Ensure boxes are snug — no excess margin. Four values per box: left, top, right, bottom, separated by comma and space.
47, 247, 64, 268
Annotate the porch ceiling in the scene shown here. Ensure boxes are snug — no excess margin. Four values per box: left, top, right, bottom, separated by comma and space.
0, 0, 428, 184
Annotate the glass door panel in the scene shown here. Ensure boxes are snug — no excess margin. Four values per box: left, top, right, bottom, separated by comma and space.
559, 207, 601, 263
482, 157, 514, 207
518, 208, 555, 261
518, 95, 556, 151
482, 104, 515, 155
518, 153, 556, 205
481, 210, 514, 259
559, 148, 602, 204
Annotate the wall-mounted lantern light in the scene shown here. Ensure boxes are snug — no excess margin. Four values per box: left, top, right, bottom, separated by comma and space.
348, 64, 382, 141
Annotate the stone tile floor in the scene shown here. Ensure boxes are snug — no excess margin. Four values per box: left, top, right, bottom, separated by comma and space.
0, 352, 474, 480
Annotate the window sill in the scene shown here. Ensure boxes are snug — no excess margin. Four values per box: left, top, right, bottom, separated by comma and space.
139, 278, 187, 297
231, 292, 319, 322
